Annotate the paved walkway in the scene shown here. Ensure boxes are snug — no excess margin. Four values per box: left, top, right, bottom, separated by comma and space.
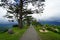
20, 25, 40, 40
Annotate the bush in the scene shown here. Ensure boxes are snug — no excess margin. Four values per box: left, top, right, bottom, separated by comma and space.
46, 27, 59, 33
13, 25, 18, 27
43, 24, 60, 34
46, 27, 52, 31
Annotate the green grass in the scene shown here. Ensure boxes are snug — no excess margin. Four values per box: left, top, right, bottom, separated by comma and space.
34, 26, 60, 40
0, 26, 28, 40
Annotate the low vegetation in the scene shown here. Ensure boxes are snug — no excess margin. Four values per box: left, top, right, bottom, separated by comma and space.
45, 24, 60, 34
34, 24, 60, 40
0, 25, 28, 40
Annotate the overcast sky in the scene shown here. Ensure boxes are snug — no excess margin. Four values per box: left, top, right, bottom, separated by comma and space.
0, 0, 60, 22
32, 0, 60, 22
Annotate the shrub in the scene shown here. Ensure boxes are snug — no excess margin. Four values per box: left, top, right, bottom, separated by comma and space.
13, 25, 18, 27
46, 27, 59, 33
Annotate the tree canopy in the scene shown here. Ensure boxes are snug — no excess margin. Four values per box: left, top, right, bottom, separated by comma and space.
0, 0, 45, 28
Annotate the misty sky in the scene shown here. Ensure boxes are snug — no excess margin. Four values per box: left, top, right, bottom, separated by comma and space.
32, 0, 60, 22
0, 0, 60, 22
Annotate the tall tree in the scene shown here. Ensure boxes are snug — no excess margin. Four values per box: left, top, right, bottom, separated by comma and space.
0, 0, 45, 29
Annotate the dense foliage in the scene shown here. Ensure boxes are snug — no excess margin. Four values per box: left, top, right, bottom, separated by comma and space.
0, 0, 45, 28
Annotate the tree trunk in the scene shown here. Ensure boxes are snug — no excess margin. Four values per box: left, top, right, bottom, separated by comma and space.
18, 0, 23, 29
19, 15, 23, 28
18, 19, 23, 29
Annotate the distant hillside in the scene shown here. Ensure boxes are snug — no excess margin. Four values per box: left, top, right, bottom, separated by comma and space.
38, 20, 60, 25
0, 18, 18, 26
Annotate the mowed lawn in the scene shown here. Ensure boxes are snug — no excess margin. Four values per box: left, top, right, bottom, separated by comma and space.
0, 26, 28, 40
34, 26, 60, 40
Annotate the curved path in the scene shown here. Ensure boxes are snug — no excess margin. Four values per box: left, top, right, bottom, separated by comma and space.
20, 25, 40, 40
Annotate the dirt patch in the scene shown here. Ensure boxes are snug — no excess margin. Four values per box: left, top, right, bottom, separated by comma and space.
39, 30, 48, 32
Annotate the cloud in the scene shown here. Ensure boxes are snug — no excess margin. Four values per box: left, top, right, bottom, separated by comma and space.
32, 0, 60, 22
0, 7, 7, 18
0, 0, 60, 22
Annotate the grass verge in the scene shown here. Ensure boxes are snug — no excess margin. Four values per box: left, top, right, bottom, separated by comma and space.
0, 26, 28, 40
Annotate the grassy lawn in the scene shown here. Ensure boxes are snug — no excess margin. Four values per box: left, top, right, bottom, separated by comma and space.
34, 26, 60, 40
0, 26, 28, 40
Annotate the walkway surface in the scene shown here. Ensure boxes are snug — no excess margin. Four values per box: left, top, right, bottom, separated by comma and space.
20, 25, 40, 40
